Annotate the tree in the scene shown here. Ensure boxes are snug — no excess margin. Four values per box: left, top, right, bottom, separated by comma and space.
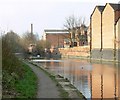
64, 15, 76, 41
36, 40, 51, 57
2, 30, 23, 53
21, 31, 37, 50
64, 15, 88, 46
20, 31, 39, 57
2, 30, 25, 76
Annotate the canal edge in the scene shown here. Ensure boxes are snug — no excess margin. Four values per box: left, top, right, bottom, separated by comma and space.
28, 60, 87, 99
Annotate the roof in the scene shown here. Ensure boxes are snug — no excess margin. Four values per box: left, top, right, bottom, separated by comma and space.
97, 6, 105, 12
91, 3, 120, 18
90, 5, 105, 18
109, 3, 120, 11
44, 29, 69, 34
116, 17, 120, 25
44, 29, 68, 32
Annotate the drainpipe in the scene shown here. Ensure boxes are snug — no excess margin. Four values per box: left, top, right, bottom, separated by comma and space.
100, 12, 103, 61
58, 34, 59, 48
90, 16, 92, 58
100, 12, 103, 52
114, 11, 116, 61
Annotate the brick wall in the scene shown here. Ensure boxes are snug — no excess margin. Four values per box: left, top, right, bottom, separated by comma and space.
46, 33, 70, 48
116, 19, 120, 49
102, 4, 114, 49
91, 7, 102, 49
59, 46, 90, 57
116, 19, 120, 61
91, 49, 115, 61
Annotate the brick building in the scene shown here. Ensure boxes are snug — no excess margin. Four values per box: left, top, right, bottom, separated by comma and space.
43, 29, 70, 48
43, 27, 88, 49
90, 3, 120, 61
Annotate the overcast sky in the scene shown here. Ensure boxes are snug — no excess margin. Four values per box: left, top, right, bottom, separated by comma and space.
0, 0, 119, 38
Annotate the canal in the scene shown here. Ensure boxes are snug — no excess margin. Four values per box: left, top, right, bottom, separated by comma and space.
32, 58, 119, 99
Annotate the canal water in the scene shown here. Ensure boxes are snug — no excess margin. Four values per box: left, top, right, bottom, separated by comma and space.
32, 59, 119, 99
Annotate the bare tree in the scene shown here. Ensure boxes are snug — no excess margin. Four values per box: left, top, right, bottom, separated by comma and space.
64, 15, 86, 30
21, 31, 37, 50
64, 15, 87, 47
64, 15, 76, 46
64, 15, 76, 30
21, 32, 50, 57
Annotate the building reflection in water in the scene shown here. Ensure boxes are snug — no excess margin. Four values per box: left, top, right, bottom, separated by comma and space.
90, 72, 92, 99
101, 74, 103, 100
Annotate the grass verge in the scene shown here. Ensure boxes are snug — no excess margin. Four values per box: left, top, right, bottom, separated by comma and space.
15, 62, 37, 98
2, 60, 37, 98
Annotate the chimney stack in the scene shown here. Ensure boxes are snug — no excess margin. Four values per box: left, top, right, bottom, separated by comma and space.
31, 23, 33, 34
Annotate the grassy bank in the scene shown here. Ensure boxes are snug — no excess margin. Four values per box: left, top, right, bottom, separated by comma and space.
15, 62, 37, 98
2, 57, 37, 98
2, 29, 38, 98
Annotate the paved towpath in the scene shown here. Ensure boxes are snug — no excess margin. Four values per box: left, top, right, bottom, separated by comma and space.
24, 61, 61, 98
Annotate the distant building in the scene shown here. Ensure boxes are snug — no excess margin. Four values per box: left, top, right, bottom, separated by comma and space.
43, 29, 70, 48
75, 25, 88, 46
28, 44, 36, 53
43, 27, 88, 49
27, 24, 37, 56
90, 3, 120, 61
87, 26, 90, 46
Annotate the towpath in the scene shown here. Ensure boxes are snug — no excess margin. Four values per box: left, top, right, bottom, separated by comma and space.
24, 61, 61, 98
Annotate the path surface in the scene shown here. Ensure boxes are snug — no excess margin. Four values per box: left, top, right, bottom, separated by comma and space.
24, 61, 61, 98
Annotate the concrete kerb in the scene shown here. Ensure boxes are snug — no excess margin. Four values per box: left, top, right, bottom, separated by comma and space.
29, 60, 86, 99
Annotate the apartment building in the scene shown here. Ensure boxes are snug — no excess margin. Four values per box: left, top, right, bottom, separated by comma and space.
90, 3, 120, 61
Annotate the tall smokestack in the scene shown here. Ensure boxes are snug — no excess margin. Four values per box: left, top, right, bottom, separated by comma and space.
31, 23, 33, 34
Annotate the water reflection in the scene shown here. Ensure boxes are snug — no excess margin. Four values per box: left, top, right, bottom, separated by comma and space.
90, 72, 92, 99
33, 59, 119, 99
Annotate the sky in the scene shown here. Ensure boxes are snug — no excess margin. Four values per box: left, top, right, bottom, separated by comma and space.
0, 0, 119, 39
